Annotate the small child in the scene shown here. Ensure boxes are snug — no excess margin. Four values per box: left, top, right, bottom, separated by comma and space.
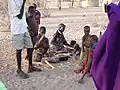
74, 26, 91, 73
33, 26, 49, 62
78, 35, 98, 84
80, 25, 91, 64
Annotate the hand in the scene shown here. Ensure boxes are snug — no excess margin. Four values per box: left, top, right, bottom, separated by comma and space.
23, 0, 26, 3
23, 0, 26, 2
40, 34, 45, 41
29, 31, 34, 37
34, 46, 38, 50
27, 26, 31, 30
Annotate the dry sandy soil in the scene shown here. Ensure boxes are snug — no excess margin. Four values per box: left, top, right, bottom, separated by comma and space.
0, 7, 108, 90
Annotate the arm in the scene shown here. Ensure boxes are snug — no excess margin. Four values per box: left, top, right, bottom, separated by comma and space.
51, 33, 58, 45
34, 35, 45, 49
17, 0, 26, 19
63, 35, 71, 47
37, 10, 41, 17
42, 38, 49, 54
82, 36, 85, 52
63, 40, 71, 47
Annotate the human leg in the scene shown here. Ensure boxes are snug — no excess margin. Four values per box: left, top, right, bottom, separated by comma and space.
24, 32, 42, 73
12, 34, 29, 79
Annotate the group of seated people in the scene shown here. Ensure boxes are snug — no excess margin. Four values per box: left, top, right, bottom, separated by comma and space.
26, 4, 102, 83
29, 23, 81, 63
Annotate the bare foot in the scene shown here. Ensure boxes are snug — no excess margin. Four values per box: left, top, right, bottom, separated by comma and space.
16, 70, 29, 79
74, 68, 83, 74
78, 79, 84, 84
28, 67, 42, 73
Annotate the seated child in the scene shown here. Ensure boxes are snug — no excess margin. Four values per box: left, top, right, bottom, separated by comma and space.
33, 26, 49, 62
78, 35, 98, 84
51, 23, 71, 51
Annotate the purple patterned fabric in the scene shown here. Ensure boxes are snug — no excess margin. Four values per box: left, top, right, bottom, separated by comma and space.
91, 2, 120, 90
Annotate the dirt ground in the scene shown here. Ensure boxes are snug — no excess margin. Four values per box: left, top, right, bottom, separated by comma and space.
0, 7, 108, 90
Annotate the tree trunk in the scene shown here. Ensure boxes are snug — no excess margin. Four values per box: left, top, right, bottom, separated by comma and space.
58, 0, 61, 10
88, 0, 99, 7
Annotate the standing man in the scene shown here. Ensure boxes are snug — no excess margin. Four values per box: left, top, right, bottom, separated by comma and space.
8, 0, 41, 79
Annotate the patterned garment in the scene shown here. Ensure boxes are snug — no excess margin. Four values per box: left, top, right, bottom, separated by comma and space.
33, 35, 49, 62
79, 47, 90, 66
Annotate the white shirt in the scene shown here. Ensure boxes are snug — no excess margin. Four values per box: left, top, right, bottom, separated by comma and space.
8, 0, 28, 35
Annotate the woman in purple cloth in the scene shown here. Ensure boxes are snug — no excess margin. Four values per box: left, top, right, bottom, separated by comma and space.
91, 2, 120, 90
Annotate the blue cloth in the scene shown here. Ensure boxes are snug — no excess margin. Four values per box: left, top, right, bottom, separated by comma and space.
92, 43, 97, 50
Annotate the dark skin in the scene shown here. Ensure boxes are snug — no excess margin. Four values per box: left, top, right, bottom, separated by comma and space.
33, 3, 41, 17
33, 3, 37, 10
74, 36, 91, 74
82, 28, 90, 52
17, 0, 26, 19
25, 6, 38, 61
16, 0, 41, 79
51, 24, 71, 47
34, 28, 49, 62
58, 25, 71, 47
26, 7, 38, 39
34, 28, 49, 50
78, 37, 97, 84
70, 40, 76, 47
